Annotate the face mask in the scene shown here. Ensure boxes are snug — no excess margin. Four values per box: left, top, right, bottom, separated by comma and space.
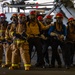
46, 22, 51, 25
46, 19, 52, 24
0, 17, 5, 22
12, 18, 17, 23
57, 18, 62, 24
22, 18, 26, 22
31, 18, 35, 21
30, 15, 35, 21
0, 17, 1, 22
18, 18, 22, 23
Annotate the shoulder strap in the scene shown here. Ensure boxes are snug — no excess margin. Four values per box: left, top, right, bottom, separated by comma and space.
37, 20, 41, 32
53, 22, 56, 31
24, 23, 27, 32
28, 20, 31, 26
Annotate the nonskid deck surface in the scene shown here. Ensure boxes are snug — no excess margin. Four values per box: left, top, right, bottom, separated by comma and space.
1, 51, 75, 75
0, 66, 75, 75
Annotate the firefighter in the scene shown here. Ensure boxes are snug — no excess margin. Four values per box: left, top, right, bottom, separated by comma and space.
48, 12, 67, 68
0, 13, 8, 66
26, 10, 51, 68
8, 13, 21, 70
38, 15, 53, 67
9, 13, 31, 71
65, 17, 75, 68
1, 13, 18, 68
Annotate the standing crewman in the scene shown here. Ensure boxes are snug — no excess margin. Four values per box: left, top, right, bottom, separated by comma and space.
65, 17, 75, 69
9, 13, 31, 71
1, 13, 18, 68
0, 13, 8, 66
48, 12, 67, 68
26, 10, 51, 68
38, 15, 53, 67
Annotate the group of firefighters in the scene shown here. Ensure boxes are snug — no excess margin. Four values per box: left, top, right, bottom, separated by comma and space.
0, 10, 75, 71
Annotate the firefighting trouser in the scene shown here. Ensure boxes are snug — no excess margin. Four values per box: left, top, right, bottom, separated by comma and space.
50, 38, 62, 66
0, 43, 3, 65
4, 43, 13, 65
12, 40, 31, 70
62, 41, 75, 67
28, 37, 45, 66
41, 39, 51, 65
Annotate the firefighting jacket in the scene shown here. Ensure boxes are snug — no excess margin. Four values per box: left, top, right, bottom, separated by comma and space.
48, 23, 67, 36
0, 21, 8, 42
26, 21, 50, 37
66, 25, 75, 41
9, 23, 17, 38
14, 23, 27, 40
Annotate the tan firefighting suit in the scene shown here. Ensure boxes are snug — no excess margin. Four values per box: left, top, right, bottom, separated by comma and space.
10, 23, 31, 70
2, 26, 12, 67
9, 23, 21, 67
0, 23, 7, 65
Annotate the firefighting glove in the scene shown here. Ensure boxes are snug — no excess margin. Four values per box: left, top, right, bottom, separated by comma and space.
60, 35, 66, 41
41, 34, 47, 40
50, 32, 58, 36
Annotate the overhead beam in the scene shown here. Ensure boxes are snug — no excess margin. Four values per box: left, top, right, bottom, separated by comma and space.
5, 4, 54, 8
24, 8, 51, 10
